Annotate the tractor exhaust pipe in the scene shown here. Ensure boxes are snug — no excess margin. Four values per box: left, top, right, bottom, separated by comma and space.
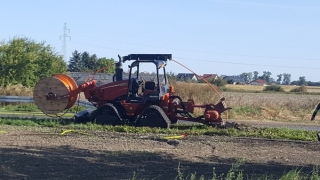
114, 55, 123, 81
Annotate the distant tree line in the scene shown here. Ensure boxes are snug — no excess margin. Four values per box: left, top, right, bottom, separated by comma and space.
68, 50, 115, 73
239, 71, 318, 86
239, 71, 292, 85
171, 70, 320, 87
197, 77, 226, 87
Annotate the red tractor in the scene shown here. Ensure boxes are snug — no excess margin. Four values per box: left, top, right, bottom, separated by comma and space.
34, 54, 231, 128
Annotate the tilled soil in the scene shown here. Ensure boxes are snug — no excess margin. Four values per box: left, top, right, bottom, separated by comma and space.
0, 125, 320, 180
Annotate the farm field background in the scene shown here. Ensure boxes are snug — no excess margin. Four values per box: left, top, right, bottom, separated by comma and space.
224, 84, 320, 93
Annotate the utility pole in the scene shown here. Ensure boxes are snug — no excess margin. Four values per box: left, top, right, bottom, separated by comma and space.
60, 23, 71, 62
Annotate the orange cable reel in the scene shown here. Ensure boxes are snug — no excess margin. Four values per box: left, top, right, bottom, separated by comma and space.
33, 63, 114, 118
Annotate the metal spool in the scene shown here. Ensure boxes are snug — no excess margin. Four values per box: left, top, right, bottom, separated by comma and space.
33, 74, 78, 114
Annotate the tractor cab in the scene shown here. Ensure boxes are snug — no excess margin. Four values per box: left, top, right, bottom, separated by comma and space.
122, 54, 172, 103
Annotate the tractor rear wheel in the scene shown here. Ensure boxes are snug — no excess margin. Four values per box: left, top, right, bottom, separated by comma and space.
135, 105, 171, 128
93, 103, 122, 125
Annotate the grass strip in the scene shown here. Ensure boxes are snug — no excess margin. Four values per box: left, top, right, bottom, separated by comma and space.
0, 117, 317, 141
0, 111, 75, 117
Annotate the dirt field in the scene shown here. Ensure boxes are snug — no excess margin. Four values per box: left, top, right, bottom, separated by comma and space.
1, 125, 320, 180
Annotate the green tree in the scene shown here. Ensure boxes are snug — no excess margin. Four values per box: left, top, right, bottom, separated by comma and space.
0, 37, 67, 87
166, 71, 177, 82
282, 73, 291, 85
253, 71, 259, 80
210, 77, 227, 86
239, 72, 252, 83
298, 76, 307, 86
226, 79, 234, 84
269, 77, 276, 84
263, 85, 284, 92
276, 74, 282, 84
81, 51, 92, 71
68, 50, 81, 72
68, 50, 114, 73
259, 71, 272, 83
96, 57, 115, 73
290, 86, 307, 93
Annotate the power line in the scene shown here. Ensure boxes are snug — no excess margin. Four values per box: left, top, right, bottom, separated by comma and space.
69, 29, 319, 50
71, 33, 320, 61
174, 57, 320, 70
69, 40, 320, 70
60, 23, 71, 62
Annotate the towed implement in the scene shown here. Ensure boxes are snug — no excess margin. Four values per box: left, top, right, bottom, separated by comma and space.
33, 54, 231, 128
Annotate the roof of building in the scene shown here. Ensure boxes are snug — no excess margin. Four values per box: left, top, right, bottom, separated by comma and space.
176, 73, 197, 81
202, 74, 218, 80
251, 79, 267, 84
223, 76, 246, 83
177, 73, 196, 78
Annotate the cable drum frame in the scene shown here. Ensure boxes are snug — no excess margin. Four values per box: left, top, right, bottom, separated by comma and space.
33, 62, 114, 119
33, 74, 78, 116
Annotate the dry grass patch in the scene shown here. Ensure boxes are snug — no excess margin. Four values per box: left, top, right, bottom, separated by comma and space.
173, 82, 320, 121
225, 84, 264, 92
222, 92, 320, 110
222, 92, 320, 121
306, 86, 320, 93
173, 82, 221, 104
226, 84, 320, 93
0, 84, 33, 96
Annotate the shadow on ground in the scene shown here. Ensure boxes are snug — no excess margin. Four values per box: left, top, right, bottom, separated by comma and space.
0, 145, 316, 180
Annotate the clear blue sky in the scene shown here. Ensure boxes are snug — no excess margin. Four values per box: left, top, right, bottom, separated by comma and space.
1, 0, 319, 82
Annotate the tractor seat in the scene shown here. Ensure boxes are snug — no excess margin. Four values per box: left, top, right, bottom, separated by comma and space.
145, 81, 156, 91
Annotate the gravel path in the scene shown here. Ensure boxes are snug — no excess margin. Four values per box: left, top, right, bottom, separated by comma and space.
0, 125, 320, 180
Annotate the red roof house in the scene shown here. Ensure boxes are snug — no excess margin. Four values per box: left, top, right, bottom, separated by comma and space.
250, 79, 268, 86
202, 74, 218, 81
